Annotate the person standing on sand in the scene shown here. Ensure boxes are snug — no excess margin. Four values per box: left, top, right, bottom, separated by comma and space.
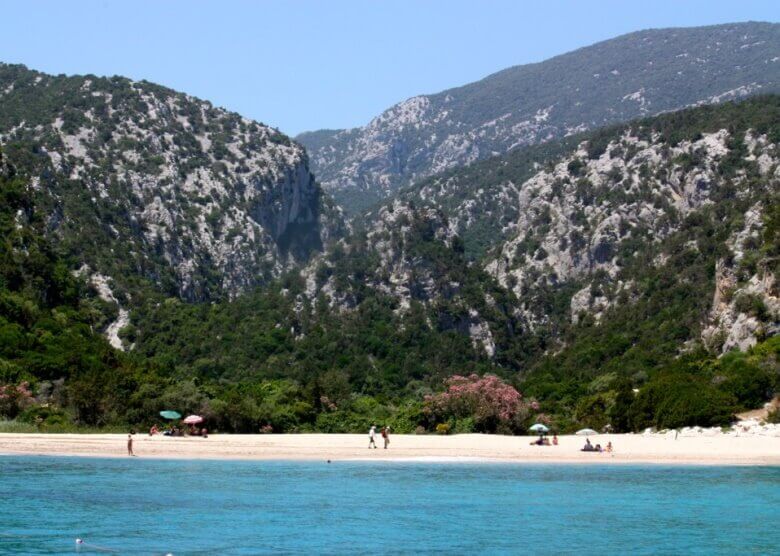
127, 432, 136, 457
382, 426, 390, 449
368, 425, 378, 449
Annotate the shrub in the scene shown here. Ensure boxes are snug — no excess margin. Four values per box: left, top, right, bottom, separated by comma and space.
452, 416, 476, 434
424, 374, 533, 434
567, 158, 586, 177
0, 381, 34, 419
18, 404, 68, 427
733, 293, 768, 320
629, 373, 736, 430
717, 355, 773, 410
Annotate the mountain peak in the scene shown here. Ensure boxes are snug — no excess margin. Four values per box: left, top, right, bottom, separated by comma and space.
298, 21, 780, 214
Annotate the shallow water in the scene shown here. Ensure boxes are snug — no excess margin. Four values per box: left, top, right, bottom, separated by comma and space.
1, 456, 779, 554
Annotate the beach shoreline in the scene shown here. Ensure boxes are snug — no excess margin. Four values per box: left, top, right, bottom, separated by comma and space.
1, 432, 779, 466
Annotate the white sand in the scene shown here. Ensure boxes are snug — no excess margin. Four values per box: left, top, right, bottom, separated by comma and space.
1, 433, 779, 465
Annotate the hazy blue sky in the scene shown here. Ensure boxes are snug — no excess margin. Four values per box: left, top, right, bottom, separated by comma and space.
1, 1, 777, 134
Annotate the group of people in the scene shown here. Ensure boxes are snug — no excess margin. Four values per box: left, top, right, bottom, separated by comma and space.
527, 434, 615, 454
530, 434, 559, 446
368, 425, 391, 449
148, 424, 208, 437
581, 438, 613, 453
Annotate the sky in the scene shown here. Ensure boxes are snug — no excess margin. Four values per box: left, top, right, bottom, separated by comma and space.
1, 1, 777, 135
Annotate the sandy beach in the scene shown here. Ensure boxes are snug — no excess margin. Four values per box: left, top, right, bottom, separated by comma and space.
0, 432, 778, 465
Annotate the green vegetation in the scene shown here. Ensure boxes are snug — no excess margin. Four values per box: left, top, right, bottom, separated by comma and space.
1, 86, 779, 434
0, 148, 141, 427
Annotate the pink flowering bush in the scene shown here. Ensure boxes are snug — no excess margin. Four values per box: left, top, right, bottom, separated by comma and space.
0, 381, 34, 419
424, 374, 534, 434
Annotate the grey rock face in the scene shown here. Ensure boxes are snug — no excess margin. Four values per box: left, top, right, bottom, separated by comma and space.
702, 205, 780, 353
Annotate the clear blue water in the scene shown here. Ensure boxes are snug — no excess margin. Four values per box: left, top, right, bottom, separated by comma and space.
1, 457, 779, 555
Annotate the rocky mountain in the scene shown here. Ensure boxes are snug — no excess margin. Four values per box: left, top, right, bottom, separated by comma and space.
2, 83, 777, 432
141, 97, 778, 382
134, 98, 779, 380
127, 96, 778, 434
397, 96, 780, 360
298, 22, 780, 213
0, 63, 343, 310
491, 109, 778, 348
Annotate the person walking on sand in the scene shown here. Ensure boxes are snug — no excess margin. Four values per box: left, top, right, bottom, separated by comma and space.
382, 426, 391, 449
127, 432, 136, 457
368, 425, 378, 449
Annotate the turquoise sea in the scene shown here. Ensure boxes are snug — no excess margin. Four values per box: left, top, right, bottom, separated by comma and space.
1, 456, 779, 555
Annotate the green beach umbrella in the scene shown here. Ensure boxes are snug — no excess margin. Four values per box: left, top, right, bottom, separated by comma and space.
159, 410, 181, 420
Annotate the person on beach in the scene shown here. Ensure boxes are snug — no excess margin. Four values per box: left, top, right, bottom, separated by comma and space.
149, 424, 159, 436
368, 425, 378, 449
606, 441, 613, 453
382, 426, 390, 449
530, 436, 548, 446
127, 432, 136, 456
581, 438, 594, 452
552, 435, 558, 446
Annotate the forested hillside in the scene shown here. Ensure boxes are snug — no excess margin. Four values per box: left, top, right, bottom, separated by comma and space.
0, 67, 777, 435
127, 97, 780, 433
0, 148, 138, 426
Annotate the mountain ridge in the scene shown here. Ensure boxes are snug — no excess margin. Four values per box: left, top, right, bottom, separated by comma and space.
0, 63, 344, 308
298, 21, 780, 213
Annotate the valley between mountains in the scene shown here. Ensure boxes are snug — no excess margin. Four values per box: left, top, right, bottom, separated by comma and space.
0, 22, 778, 434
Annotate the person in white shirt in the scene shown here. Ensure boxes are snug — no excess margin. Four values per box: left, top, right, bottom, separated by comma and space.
368, 425, 378, 449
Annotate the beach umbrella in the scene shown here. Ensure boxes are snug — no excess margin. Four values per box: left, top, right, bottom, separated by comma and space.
182, 415, 204, 425
159, 410, 181, 420
529, 423, 550, 434
576, 428, 598, 436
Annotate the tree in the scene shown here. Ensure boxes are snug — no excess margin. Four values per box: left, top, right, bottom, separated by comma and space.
424, 374, 534, 433
609, 378, 635, 433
